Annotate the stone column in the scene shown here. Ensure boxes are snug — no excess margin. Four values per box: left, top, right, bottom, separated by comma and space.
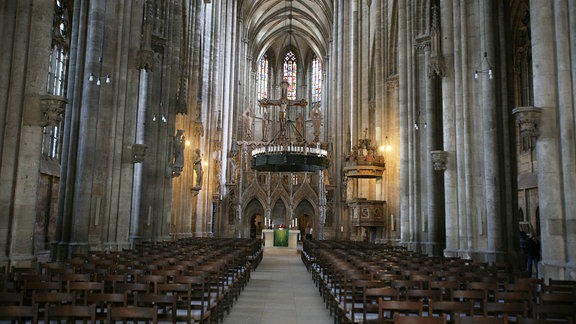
479, 0, 503, 254
439, 0, 459, 257
398, 0, 411, 244
530, 0, 572, 279
425, 45, 444, 256
4, 0, 54, 265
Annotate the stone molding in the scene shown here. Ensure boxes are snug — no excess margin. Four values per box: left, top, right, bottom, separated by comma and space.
512, 106, 542, 139
40, 95, 68, 126
430, 150, 448, 171
131, 144, 148, 163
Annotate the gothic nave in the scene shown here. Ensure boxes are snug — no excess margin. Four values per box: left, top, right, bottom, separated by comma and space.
1, 0, 575, 282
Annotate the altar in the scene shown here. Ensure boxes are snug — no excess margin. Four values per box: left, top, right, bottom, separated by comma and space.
262, 229, 299, 255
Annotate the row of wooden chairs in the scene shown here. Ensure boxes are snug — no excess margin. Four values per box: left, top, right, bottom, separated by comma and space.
1, 238, 264, 323
0, 303, 160, 323
302, 240, 575, 324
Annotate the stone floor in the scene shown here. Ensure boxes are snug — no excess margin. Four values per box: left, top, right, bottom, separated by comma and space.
221, 251, 332, 324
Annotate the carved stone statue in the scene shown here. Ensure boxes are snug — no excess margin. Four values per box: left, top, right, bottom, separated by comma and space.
311, 103, 322, 142
262, 108, 270, 141
193, 149, 203, 187
295, 112, 304, 140
244, 109, 253, 140
174, 130, 185, 163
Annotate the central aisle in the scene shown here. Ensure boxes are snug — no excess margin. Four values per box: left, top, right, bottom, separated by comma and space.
222, 253, 332, 324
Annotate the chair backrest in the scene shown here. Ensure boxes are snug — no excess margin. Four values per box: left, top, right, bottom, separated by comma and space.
430, 299, 474, 320
0, 304, 39, 323
379, 299, 423, 321
534, 303, 575, 322
107, 305, 158, 323
86, 292, 128, 320
44, 304, 96, 322
0, 291, 24, 305
454, 316, 507, 324
484, 301, 527, 318
394, 313, 447, 324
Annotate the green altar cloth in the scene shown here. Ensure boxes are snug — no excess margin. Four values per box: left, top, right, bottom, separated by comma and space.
273, 229, 289, 247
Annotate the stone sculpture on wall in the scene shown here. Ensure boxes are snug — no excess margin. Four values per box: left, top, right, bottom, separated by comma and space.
193, 148, 203, 187
172, 130, 185, 177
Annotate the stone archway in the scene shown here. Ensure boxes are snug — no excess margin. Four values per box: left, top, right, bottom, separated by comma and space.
271, 199, 287, 228
243, 199, 264, 238
295, 199, 316, 240
250, 214, 264, 239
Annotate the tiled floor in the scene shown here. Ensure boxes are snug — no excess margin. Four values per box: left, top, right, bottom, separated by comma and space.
222, 252, 333, 324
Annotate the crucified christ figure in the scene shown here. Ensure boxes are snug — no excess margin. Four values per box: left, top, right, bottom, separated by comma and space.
258, 80, 307, 142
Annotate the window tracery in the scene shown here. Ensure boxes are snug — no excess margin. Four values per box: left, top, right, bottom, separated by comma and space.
283, 51, 297, 100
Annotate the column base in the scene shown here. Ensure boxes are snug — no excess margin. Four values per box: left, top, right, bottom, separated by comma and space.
540, 260, 576, 281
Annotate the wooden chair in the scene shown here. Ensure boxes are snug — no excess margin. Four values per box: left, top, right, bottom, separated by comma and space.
0, 291, 24, 305
346, 279, 385, 323
101, 274, 128, 293
484, 301, 527, 319
546, 279, 576, 294
107, 305, 158, 324
174, 274, 213, 324
364, 287, 400, 323
394, 313, 447, 324
429, 300, 474, 323
430, 280, 460, 301
68, 281, 104, 305
44, 304, 96, 323
114, 282, 148, 304
533, 303, 575, 323
135, 274, 166, 294
454, 316, 507, 324
0, 304, 38, 323
405, 288, 441, 311
452, 289, 486, 315
466, 281, 498, 302
136, 293, 177, 323
517, 318, 554, 324
378, 299, 423, 323
85, 292, 127, 321
33, 291, 76, 319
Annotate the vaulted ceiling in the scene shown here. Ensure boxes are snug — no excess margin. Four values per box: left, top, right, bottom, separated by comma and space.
239, 0, 333, 69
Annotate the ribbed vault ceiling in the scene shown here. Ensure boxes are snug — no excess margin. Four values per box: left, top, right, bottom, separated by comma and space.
240, 0, 333, 67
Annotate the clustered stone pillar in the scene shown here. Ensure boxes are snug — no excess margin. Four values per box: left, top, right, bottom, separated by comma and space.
530, 0, 576, 280
1, 0, 55, 266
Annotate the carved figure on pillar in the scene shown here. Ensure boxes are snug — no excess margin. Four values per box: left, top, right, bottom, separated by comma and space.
262, 108, 270, 141
172, 130, 185, 177
244, 108, 253, 140
295, 112, 304, 141
311, 103, 322, 143
193, 149, 203, 187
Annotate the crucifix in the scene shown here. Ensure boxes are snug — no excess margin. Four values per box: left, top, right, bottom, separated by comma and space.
258, 80, 307, 143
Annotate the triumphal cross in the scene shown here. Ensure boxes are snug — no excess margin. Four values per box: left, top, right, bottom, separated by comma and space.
258, 80, 307, 142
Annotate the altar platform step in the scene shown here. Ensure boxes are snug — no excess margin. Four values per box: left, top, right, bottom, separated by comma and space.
222, 252, 332, 324
263, 246, 299, 255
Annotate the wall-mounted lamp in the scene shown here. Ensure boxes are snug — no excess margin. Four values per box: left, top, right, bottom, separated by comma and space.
474, 52, 493, 80
152, 101, 167, 123
414, 111, 427, 130
88, 0, 111, 86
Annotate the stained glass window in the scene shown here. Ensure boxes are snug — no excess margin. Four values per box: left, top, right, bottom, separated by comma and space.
257, 54, 268, 99
283, 51, 297, 100
312, 55, 322, 102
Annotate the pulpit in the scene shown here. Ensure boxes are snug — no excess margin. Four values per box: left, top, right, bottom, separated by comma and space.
262, 229, 299, 255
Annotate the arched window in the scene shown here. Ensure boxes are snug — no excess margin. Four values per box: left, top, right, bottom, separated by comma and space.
283, 51, 297, 100
42, 0, 70, 160
257, 54, 269, 99
311, 55, 322, 103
